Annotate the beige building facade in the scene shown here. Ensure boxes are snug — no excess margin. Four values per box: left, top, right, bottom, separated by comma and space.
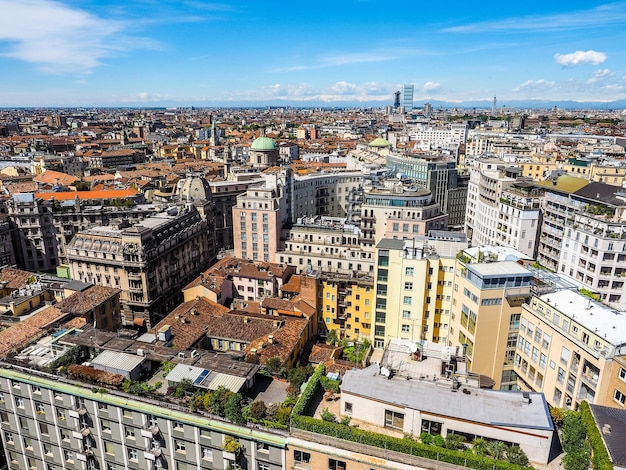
515, 289, 626, 411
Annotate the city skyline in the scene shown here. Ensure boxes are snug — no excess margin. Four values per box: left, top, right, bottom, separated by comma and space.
1, 0, 626, 107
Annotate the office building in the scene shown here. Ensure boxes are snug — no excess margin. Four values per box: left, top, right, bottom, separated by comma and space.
402, 84, 414, 111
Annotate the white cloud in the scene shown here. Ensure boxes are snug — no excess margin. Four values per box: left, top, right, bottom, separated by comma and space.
513, 80, 557, 92
554, 50, 607, 67
446, 3, 626, 33
422, 82, 441, 92
587, 68, 612, 84
0, 0, 143, 73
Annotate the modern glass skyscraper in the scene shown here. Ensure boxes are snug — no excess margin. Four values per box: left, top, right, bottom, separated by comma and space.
402, 84, 414, 110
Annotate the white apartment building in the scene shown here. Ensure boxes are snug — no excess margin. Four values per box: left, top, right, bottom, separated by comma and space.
465, 160, 539, 254
537, 178, 626, 310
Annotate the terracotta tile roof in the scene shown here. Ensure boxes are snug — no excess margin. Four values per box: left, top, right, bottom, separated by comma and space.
281, 274, 301, 293
309, 344, 338, 364
205, 311, 278, 343
152, 297, 229, 350
34, 170, 78, 186
261, 297, 296, 312
83, 174, 116, 182
294, 299, 316, 317
0, 306, 70, 359
0, 267, 35, 290
57, 285, 121, 315
4, 181, 37, 194
247, 314, 309, 367
34, 188, 139, 201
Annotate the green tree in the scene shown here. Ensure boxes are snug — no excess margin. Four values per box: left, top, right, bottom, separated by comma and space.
471, 438, 488, 456
326, 329, 338, 346
224, 393, 245, 425
174, 378, 193, 398
265, 356, 282, 375
420, 432, 433, 445
506, 445, 529, 466
207, 386, 232, 417
250, 400, 267, 420
321, 408, 336, 423
287, 367, 308, 391
488, 441, 507, 460
444, 433, 464, 450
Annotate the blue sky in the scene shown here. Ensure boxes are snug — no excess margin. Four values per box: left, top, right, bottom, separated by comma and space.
1, 0, 625, 107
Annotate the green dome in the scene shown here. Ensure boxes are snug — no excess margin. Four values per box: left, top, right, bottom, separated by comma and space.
368, 137, 391, 148
251, 136, 276, 151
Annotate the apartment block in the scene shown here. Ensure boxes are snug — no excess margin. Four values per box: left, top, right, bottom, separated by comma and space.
372, 233, 466, 349
495, 182, 543, 257
450, 257, 533, 390
0, 368, 286, 470
360, 181, 448, 247
515, 289, 626, 411
465, 160, 535, 250
320, 272, 374, 341
276, 216, 374, 276
536, 177, 626, 310
67, 204, 215, 327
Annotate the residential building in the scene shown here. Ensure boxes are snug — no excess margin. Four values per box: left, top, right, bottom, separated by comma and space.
516, 289, 626, 411
67, 204, 215, 327
0, 366, 285, 470
496, 181, 543, 257
320, 272, 374, 341
536, 177, 626, 310
386, 154, 468, 228
373, 233, 467, 349
450, 255, 533, 390
360, 181, 448, 248
465, 160, 535, 250
277, 216, 374, 276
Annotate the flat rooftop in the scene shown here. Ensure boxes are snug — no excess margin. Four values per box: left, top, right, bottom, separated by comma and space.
468, 260, 532, 277
342, 365, 553, 431
539, 290, 626, 346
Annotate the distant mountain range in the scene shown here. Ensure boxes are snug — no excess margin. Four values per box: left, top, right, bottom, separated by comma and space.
5, 99, 626, 110
152, 98, 626, 111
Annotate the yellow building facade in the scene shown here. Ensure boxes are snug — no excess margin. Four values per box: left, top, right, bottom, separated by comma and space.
321, 273, 374, 341
515, 289, 626, 410
450, 259, 533, 390
373, 237, 464, 349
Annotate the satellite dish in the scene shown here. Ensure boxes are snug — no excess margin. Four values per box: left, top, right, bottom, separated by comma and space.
381, 367, 391, 377
409, 343, 418, 353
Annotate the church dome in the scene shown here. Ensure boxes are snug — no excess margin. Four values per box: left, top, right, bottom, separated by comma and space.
368, 137, 391, 148
251, 136, 276, 151
177, 175, 212, 202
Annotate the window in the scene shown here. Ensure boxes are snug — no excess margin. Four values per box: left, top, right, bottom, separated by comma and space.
101, 419, 112, 432
344, 402, 352, 414
15, 397, 24, 408
403, 296, 412, 305
614, 389, 625, 406
104, 441, 115, 455
294, 450, 311, 467
98, 402, 108, 411
402, 310, 411, 319
128, 448, 138, 460
405, 267, 414, 276
64, 450, 73, 462
173, 421, 184, 431
201, 447, 213, 460
125, 427, 135, 439
384, 409, 405, 430
4, 431, 13, 443
329, 459, 347, 470
401, 324, 410, 333
404, 282, 413, 291
175, 440, 186, 453
258, 463, 270, 470
0, 412, 8, 424
620, 367, 626, 382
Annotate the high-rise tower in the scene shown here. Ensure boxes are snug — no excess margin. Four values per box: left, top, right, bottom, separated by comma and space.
403, 84, 414, 111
